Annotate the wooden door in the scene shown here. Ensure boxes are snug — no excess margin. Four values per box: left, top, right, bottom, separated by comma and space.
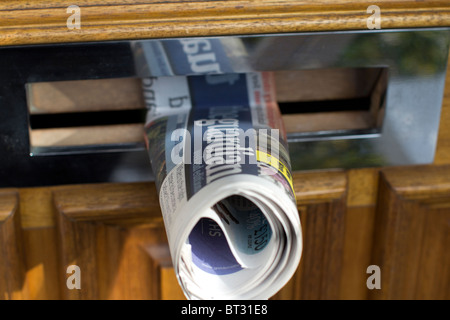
1, 0, 449, 301
1, 166, 449, 300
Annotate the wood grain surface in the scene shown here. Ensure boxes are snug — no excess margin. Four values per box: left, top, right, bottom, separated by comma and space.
370, 166, 450, 299
274, 170, 347, 299
1, 1, 449, 46
1, 166, 449, 299
0, 191, 28, 300
1, 0, 450, 301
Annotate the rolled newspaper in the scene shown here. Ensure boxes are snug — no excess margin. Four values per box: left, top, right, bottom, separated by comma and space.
143, 72, 302, 299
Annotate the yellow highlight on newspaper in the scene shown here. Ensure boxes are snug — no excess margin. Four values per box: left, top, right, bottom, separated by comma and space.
256, 150, 295, 196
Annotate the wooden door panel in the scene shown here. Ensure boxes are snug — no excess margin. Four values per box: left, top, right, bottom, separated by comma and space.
2, 168, 450, 299
273, 171, 347, 300
0, 184, 186, 300
2, 164, 450, 300
0, 191, 28, 299
370, 166, 450, 300
53, 182, 183, 300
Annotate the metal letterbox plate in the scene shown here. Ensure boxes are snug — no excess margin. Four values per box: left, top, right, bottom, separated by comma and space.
0, 28, 449, 187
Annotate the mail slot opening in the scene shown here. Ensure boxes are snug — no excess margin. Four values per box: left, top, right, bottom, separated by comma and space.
26, 78, 148, 155
26, 68, 387, 155
275, 67, 387, 141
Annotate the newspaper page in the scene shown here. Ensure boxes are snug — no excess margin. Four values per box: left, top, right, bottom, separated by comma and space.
134, 37, 302, 299
142, 71, 302, 300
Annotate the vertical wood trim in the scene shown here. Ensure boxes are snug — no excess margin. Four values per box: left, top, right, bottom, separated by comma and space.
144, 243, 186, 300
274, 171, 347, 300
298, 197, 346, 299
0, 191, 28, 300
371, 166, 450, 300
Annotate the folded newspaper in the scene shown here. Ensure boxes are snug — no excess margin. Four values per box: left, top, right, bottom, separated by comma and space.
142, 71, 302, 300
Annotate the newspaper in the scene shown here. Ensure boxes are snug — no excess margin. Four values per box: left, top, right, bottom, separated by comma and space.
142, 71, 303, 300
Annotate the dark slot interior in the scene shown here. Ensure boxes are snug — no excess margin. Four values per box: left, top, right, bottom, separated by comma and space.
28, 95, 374, 129
278, 96, 372, 115
28, 96, 372, 129
29, 109, 147, 129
